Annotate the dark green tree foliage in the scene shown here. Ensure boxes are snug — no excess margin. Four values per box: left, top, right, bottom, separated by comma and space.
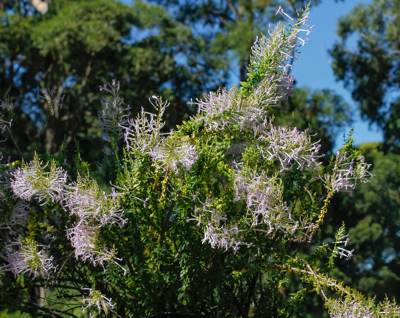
0, 0, 226, 160
330, 0, 400, 151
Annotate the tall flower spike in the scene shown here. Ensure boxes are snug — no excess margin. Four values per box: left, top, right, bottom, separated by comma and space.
82, 288, 115, 317
122, 96, 168, 153
5, 238, 55, 278
10, 156, 67, 204
241, 4, 311, 102
100, 80, 129, 141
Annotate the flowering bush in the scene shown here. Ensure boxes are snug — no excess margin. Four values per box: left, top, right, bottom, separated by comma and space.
0, 6, 397, 318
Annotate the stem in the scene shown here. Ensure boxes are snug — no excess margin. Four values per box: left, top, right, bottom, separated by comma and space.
309, 189, 334, 239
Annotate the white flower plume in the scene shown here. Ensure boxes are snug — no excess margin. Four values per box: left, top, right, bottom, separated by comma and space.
122, 96, 168, 153
150, 140, 198, 172
82, 288, 115, 317
10, 156, 67, 204
4, 238, 55, 278
64, 177, 125, 227
325, 152, 372, 192
326, 298, 375, 318
256, 124, 321, 170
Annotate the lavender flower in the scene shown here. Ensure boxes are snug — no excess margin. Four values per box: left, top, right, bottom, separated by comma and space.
325, 152, 372, 192
66, 222, 97, 262
193, 200, 245, 252
82, 288, 115, 317
201, 210, 244, 252
122, 96, 167, 152
256, 125, 321, 170
66, 222, 117, 266
10, 156, 67, 204
234, 171, 293, 234
150, 140, 198, 172
202, 222, 243, 252
334, 230, 354, 260
326, 298, 375, 318
99, 80, 128, 141
64, 178, 125, 267
64, 178, 126, 227
196, 89, 237, 118
5, 239, 55, 278
337, 247, 354, 260
243, 6, 311, 105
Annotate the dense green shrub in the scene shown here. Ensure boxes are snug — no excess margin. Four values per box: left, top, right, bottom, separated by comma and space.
0, 6, 398, 318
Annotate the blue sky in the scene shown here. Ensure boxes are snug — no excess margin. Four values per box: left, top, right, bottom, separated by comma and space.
292, 0, 383, 148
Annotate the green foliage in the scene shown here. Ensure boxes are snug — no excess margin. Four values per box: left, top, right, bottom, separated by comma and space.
0, 0, 223, 160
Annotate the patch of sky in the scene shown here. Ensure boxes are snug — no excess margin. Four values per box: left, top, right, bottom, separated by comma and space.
293, 0, 382, 149
125, 26, 160, 44
381, 247, 397, 264
357, 256, 374, 272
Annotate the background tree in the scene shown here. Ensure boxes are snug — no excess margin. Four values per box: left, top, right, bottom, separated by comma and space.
331, 0, 400, 152
0, 0, 228, 160
1, 0, 351, 164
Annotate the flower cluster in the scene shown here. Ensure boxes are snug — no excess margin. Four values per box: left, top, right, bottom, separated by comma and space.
122, 96, 167, 152
333, 226, 354, 260
10, 156, 67, 204
193, 200, 246, 252
66, 222, 117, 267
82, 288, 115, 317
240, 5, 310, 101
247, 33, 295, 103
196, 89, 240, 130
326, 152, 372, 192
326, 298, 375, 318
197, 89, 236, 118
64, 179, 125, 227
202, 214, 243, 252
150, 140, 198, 172
256, 124, 321, 170
64, 177, 125, 266
4, 238, 55, 278
234, 171, 295, 234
